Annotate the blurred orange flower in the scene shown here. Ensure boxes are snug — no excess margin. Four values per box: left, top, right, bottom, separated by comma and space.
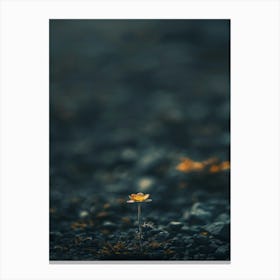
176, 157, 205, 173
209, 161, 230, 173
176, 157, 230, 173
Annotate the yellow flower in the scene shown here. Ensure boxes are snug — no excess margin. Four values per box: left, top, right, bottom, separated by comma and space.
127, 192, 152, 203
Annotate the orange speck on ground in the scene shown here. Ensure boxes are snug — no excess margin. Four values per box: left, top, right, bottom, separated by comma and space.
150, 241, 161, 249
121, 217, 131, 224
103, 203, 110, 209
71, 222, 87, 230
96, 211, 109, 218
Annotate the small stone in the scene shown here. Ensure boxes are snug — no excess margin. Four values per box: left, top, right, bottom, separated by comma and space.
216, 213, 230, 223
194, 234, 209, 245
211, 238, 224, 246
180, 225, 198, 234
205, 222, 230, 241
150, 228, 161, 234
197, 245, 212, 254
79, 210, 89, 218
183, 236, 194, 243
149, 250, 165, 260
171, 237, 184, 246
63, 232, 74, 238
102, 221, 117, 230
50, 231, 63, 237
183, 202, 212, 224
127, 229, 136, 237
50, 231, 63, 242
169, 221, 183, 230
181, 225, 190, 233
214, 244, 229, 259
157, 231, 170, 241
208, 240, 219, 251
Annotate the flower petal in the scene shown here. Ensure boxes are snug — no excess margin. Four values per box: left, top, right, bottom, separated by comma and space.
126, 200, 135, 203
143, 194, 150, 200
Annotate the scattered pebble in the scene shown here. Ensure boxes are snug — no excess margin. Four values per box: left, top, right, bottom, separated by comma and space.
79, 211, 89, 218
169, 221, 183, 230
205, 222, 230, 241
102, 221, 117, 230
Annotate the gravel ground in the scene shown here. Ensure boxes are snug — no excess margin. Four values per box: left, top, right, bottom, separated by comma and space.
50, 20, 230, 261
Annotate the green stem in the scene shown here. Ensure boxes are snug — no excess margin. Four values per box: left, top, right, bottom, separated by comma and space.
137, 203, 143, 252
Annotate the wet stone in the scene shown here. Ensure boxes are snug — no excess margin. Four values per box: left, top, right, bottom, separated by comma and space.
50, 231, 63, 242
171, 237, 185, 246
183, 202, 212, 224
79, 210, 89, 218
216, 213, 230, 223
180, 225, 199, 235
102, 221, 117, 230
214, 244, 229, 259
196, 245, 211, 254
208, 241, 219, 252
205, 222, 230, 241
127, 229, 136, 237
194, 234, 209, 245
156, 231, 170, 241
183, 236, 194, 243
169, 221, 183, 230
150, 228, 161, 234
63, 232, 75, 238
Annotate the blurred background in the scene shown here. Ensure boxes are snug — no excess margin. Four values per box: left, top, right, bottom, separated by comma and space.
50, 20, 230, 261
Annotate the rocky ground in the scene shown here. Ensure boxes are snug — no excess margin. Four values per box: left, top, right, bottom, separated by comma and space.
50, 20, 230, 261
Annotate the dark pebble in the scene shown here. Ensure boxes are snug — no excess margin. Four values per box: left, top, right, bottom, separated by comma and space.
194, 234, 209, 245
170, 237, 184, 246
156, 231, 170, 241
183, 202, 212, 224
127, 229, 136, 237
214, 244, 229, 259
50, 231, 63, 242
205, 222, 230, 241
169, 221, 183, 230
180, 225, 191, 233
102, 221, 117, 230
216, 213, 230, 223
150, 228, 161, 234
63, 232, 75, 238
